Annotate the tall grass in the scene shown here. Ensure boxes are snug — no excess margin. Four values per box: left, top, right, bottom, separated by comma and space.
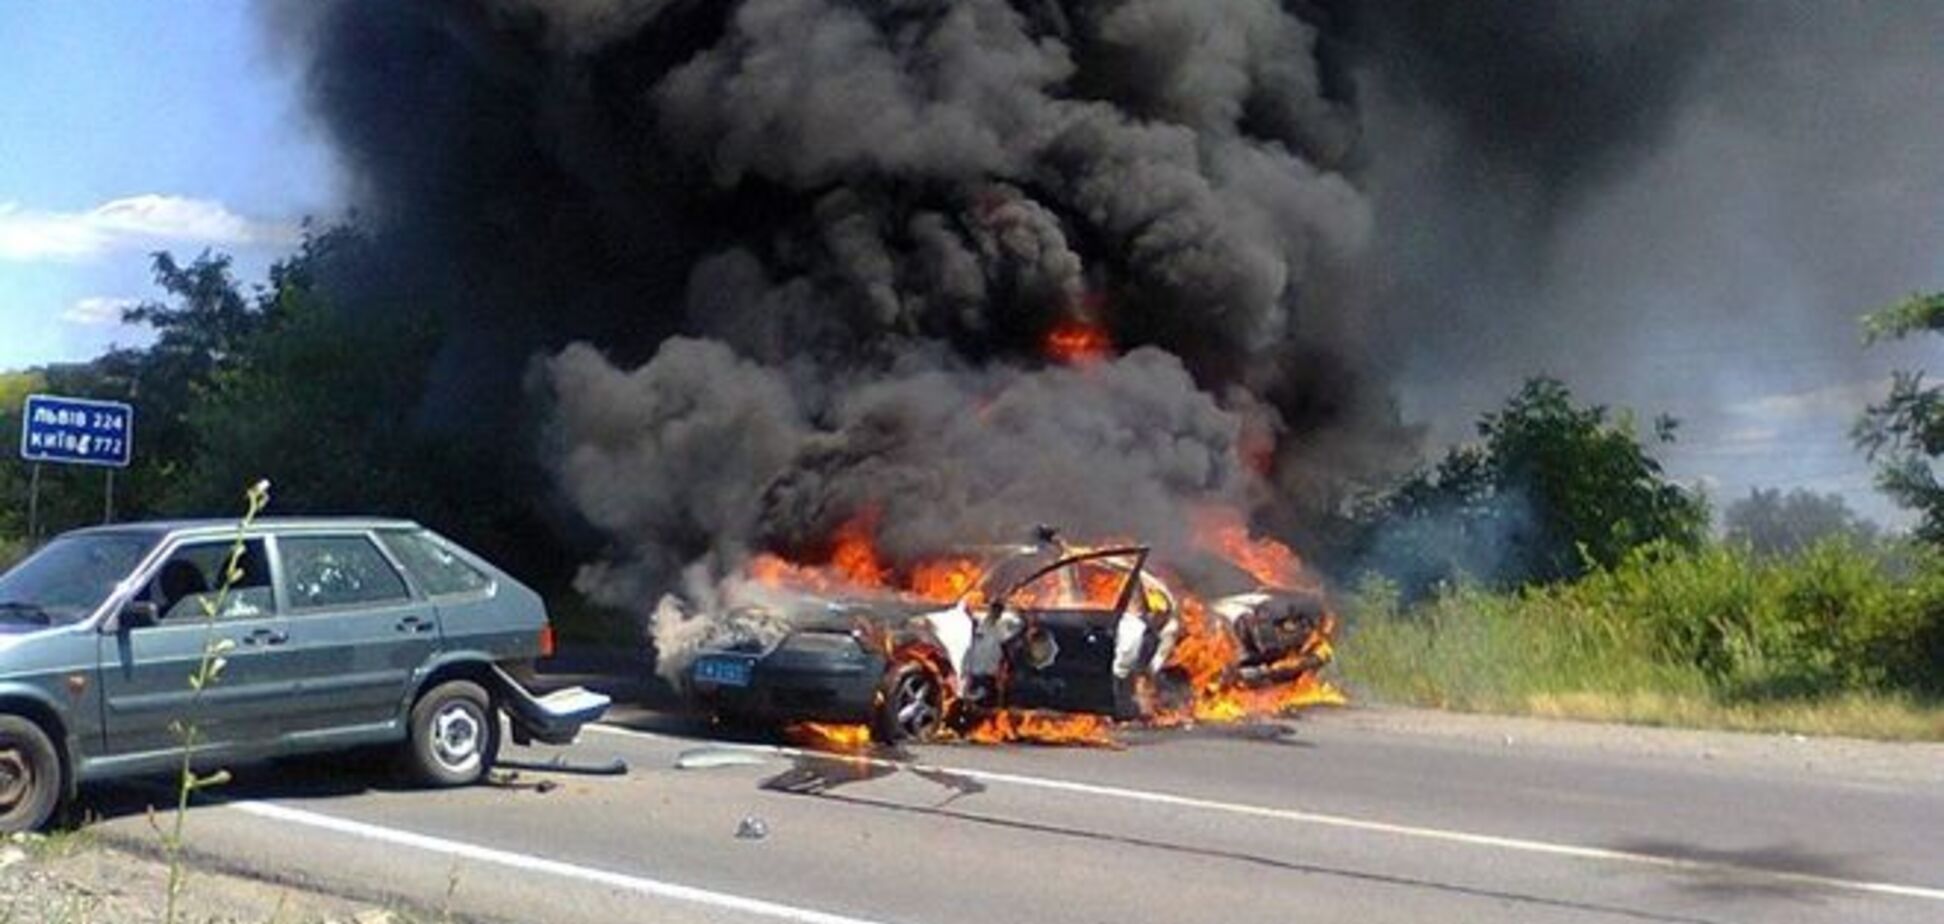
154, 479, 270, 924
1338, 539, 1944, 740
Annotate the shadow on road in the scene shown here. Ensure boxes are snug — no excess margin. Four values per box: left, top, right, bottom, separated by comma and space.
74, 749, 400, 826
1609, 838, 1866, 904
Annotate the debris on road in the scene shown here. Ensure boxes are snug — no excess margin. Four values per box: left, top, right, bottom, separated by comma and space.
735, 815, 770, 840
675, 747, 773, 770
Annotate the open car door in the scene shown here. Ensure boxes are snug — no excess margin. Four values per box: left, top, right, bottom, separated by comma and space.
994, 547, 1147, 714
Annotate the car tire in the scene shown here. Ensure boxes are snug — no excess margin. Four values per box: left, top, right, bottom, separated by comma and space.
873, 660, 946, 744
0, 715, 62, 835
403, 680, 499, 788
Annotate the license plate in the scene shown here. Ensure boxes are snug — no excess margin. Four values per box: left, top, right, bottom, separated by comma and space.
694, 656, 753, 688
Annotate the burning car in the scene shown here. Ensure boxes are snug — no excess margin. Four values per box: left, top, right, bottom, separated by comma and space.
681, 529, 1336, 743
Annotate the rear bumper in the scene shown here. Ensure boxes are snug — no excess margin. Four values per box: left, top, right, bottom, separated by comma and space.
689, 652, 883, 725
1233, 650, 1330, 687
491, 664, 612, 745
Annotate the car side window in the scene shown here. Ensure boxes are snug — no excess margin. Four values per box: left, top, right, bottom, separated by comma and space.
279, 535, 410, 611
1073, 559, 1137, 610
376, 530, 491, 597
1005, 554, 1141, 611
1007, 565, 1079, 609
147, 539, 275, 622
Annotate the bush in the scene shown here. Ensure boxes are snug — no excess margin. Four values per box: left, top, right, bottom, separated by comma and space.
1339, 537, 1944, 725
1544, 538, 1943, 699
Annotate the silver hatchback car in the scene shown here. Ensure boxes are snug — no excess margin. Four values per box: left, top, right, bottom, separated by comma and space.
0, 518, 609, 833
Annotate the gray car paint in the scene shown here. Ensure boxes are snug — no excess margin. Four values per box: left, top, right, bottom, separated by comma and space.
0, 518, 574, 795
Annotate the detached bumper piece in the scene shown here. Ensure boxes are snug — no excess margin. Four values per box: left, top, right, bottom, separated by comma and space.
492, 665, 612, 746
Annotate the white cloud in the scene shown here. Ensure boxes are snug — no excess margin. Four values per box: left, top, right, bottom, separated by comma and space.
61, 296, 141, 326
1727, 379, 1889, 421
0, 195, 299, 262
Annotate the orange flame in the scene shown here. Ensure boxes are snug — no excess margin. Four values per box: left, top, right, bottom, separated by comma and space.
746, 552, 866, 596
1043, 320, 1114, 365
739, 504, 1341, 749
831, 511, 889, 587
783, 722, 874, 753
908, 558, 984, 605
963, 710, 1120, 748
1190, 506, 1310, 590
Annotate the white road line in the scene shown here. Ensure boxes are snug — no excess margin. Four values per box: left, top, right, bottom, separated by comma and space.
231, 800, 900, 924
588, 724, 1944, 904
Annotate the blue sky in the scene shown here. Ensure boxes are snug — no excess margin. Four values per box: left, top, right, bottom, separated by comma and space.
0, 0, 339, 369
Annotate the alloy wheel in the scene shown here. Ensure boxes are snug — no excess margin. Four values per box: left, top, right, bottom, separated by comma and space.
430, 702, 484, 773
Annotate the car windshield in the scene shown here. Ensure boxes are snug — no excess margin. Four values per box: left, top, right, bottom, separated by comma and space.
0, 533, 159, 626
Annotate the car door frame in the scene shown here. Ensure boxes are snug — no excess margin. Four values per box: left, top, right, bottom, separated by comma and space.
994, 546, 1149, 713
90, 530, 295, 772
270, 528, 441, 743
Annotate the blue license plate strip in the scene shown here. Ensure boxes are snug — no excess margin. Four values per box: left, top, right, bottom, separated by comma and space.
694, 656, 753, 687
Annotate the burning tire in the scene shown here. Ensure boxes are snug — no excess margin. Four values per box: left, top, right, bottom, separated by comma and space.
0, 715, 62, 835
873, 660, 946, 743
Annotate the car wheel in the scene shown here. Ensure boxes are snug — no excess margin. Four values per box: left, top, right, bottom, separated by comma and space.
404, 680, 500, 787
0, 715, 62, 835
873, 661, 946, 743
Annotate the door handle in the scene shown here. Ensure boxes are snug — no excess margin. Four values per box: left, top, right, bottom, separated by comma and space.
395, 616, 435, 635
241, 628, 288, 646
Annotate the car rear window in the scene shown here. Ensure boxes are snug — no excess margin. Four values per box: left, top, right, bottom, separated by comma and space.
279, 535, 411, 610
378, 530, 491, 597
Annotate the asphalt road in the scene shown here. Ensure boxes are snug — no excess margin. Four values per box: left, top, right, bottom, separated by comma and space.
76, 705, 1944, 924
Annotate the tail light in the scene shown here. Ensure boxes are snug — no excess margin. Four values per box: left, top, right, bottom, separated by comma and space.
538, 623, 556, 659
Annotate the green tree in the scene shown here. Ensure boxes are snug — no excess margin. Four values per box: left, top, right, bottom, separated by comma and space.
168, 260, 449, 517
1361, 377, 1707, 591
1723, 487, 1879, 557
1855, 292, 1944, 541
3, 251, 284, 541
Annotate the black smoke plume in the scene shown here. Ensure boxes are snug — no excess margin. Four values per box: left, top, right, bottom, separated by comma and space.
266, 0, 1944, 607
269, 0, 1385, 607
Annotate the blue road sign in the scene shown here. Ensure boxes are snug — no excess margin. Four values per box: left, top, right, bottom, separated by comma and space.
19, 394, 134, 468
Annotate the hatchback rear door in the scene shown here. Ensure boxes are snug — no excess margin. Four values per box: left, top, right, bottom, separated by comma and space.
271, 531, 439, 739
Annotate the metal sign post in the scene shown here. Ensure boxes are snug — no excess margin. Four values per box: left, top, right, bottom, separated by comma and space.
26, 462, 40, 541
17, 393, 136, 531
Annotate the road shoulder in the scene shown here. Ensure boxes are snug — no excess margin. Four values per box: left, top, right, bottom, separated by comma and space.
2, 831, 421, 923
1309, 704, 1944, 785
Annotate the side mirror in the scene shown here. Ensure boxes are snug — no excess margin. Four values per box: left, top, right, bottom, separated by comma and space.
118, 600, 160, 631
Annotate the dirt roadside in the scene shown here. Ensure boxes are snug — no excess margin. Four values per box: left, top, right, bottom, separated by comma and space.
1, 831, 434, 924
